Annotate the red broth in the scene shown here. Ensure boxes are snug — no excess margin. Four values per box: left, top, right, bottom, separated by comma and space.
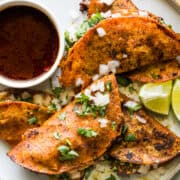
0, 6, 59, 80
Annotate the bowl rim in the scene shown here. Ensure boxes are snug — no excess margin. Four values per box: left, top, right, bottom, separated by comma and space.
0, 0, 64, 88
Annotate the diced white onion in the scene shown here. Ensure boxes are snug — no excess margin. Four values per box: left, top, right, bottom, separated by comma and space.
84, 89, 92, 97
137, 165, 150, 174
111, 13, 122, 18
101, 10, 112, 18
51, 98, 61, 110
96, 27, 106, 37
93, 74, 100, 81
90, 81, 105, 92
124, 101, 139, 109
75, 77, 84, 87
98, 118, 109, 128
99, 64, 109, 76
93, 92, 110, 106
67, 26, 77, 42
135, 115, 147, 124
122, 53, 128, 58
108, 60, 120, 73
33, 94, 44, 105
100, 0, 114, 6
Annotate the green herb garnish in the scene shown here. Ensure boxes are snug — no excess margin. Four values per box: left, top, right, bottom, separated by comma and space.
47, 103, 57, 114
65, 139, 72, 147
84, 166, 94, 180
77, 128, 98, 138
52, 87, 63, 98
64, 31, 75, 50
128, 84, 136, 94
75, 93, 106, 117
58, 112, 67, 121
124, 101, 142, 115
122, 125, 128, 135
111, 121, 117, 131
53, 132, 61, 140
124, 134, 136, 142
116, 76, 132, 87
76, 12, 104, 39
28, 117, 37, 125
65, 12, 104, 50
58, 145, 79, 161
151, 73, 159, 80
106, 81, 112, 92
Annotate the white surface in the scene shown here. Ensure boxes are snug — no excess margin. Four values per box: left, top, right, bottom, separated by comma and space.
0, 0, 179, 180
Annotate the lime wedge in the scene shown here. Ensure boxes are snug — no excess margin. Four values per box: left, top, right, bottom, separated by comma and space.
139, 81, 172, 115
172, 79, 180, 121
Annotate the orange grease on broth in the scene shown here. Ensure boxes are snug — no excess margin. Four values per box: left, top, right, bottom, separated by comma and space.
0, 6, 59, 80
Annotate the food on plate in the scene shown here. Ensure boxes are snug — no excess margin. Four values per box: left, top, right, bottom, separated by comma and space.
127, 60, 180, 83
172, 79, 180, 121
60, 17, 180, 89
87, 0, 138, 17
8, 75, 123, 175
0, 101, 51, 145
110, 102, 180, 167
0, 6, 59, 80
139, 81, 172, 115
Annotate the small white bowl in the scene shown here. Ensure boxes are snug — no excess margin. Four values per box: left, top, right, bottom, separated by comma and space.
0, 0, 64, 88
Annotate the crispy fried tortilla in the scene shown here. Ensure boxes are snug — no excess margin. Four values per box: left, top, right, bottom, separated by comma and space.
110, 106, 180, 166
88, 0, 138, 17
60, 17, 180, 88
8, 75, 123, 175
127, 60, 180, 83
0, 101, 51, 145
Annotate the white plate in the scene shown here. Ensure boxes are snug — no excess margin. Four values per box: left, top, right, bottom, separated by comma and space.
0, 0, 179, 179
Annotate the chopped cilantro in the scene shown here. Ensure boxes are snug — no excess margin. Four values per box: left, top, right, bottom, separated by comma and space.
151, 73, 159, 80
106, 81, 112, 92
124, 134, 136, 142
116, 76, 132, 87
65, 12, 104, 50
28, 117, 37, 125
128, 84, 136, 94
77, 93, 89, 104
111, 121, 117, 131
76, 12, 104, 39
122, 125, 128, 135
84, 166, 94, 180
47, 103, 57, 114
77, 128, 98, 138
65, 139, 72, 147
75, 93, 106, 117
58, 112, 67, 121
106, 174, 116, 180
52, 87, 63, 98
58, 145, 79, 161
53, 132, 61, 140
124, 101, 142, 115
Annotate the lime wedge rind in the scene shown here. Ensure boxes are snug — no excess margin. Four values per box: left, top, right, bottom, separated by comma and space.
172, 79, 180, 121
